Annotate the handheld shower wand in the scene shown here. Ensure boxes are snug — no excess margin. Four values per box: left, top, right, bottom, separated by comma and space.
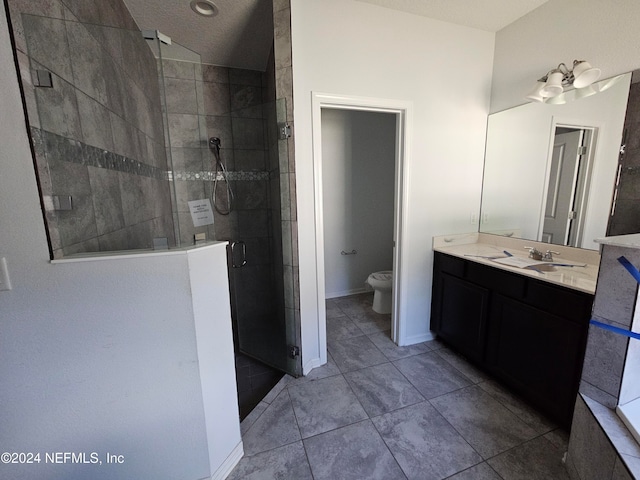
209, 137, 234, 215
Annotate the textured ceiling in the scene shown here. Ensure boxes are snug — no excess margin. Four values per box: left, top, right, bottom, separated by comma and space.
122, 0, 548, 72
354, 0, 549, 32
122, 0, 273, 71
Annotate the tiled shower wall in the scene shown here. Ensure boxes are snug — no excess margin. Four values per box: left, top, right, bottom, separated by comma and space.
8, 0, 173, 258
608, 75, 640, 236
565, 242, 639, 480
159, 56, 272, 249
579, 244, 640, 407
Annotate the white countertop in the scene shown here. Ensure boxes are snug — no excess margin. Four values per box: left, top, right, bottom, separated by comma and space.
596, 233, 640, 249
433, 233, 600, 294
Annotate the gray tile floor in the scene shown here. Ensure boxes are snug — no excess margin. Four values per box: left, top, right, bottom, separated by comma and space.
228, 292, 571, 480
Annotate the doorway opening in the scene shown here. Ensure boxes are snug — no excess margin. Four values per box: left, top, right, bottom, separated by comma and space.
541, 124, 597, 247
311, 93, 411, 367
321, 108, 396, 343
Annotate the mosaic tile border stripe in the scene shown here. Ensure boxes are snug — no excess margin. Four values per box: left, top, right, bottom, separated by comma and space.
31, 127, 167, 180
31, 128, 271, 183
171, 171, 270, 181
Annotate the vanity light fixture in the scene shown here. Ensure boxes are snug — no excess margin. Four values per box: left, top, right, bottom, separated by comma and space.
526, 60, 601, 103
190, 0, 219, 17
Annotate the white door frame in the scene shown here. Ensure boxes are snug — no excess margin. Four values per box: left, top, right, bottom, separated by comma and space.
311, 92, 412, 363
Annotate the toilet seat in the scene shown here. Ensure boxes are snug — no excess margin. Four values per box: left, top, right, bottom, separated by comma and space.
368, 271, 393, 286
367, 271, 393, 314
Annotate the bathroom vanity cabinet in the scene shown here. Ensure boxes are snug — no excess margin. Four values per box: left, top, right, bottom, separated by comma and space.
431, 251, 593, 427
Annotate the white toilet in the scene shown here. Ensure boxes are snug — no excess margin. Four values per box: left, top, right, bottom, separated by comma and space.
366, 271, 393, 314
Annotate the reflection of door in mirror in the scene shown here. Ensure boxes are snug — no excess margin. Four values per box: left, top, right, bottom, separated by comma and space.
542, 127, 596, 247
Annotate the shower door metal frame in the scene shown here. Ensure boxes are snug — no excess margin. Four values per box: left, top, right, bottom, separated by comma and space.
311, 92, 412, 368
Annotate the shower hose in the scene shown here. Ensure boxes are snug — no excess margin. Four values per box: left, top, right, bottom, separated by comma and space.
209, 137, 234, 215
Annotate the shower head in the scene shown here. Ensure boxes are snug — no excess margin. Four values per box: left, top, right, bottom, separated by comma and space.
209, 137, 221, 148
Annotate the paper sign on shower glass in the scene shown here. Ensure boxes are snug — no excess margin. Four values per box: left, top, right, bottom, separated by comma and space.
188, 199, 215, 227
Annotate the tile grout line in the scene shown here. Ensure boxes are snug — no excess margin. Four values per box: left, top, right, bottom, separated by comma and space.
280, 387, 317, 478
475, 380, 559, 435
431, 348, 483, 385
333, 298, 557, 463
441, 461, 505, 480
239, 389, 305, 460
368, 401, 442, 480
430, 348, 560, 434
331, 302, 490, 478
233, 294, 570, 478
368, 414, 410, 480
287, 378, 318, 480
423, 389, 490, 462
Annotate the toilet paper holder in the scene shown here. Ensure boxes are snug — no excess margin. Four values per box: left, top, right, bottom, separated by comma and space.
341, 249, 357, 255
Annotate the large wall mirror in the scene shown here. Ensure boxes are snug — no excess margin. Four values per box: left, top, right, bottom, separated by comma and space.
479, 71, 636, 251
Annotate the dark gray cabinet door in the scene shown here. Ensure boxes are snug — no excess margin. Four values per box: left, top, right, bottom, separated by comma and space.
434, 272, 489, 363
486, 294, 585, 425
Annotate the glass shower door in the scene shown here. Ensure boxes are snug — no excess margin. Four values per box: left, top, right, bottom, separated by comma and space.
154, 36, 300, 378
228, 98, 301, 377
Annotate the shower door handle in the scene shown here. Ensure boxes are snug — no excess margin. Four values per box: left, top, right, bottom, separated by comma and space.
231, 241, 247, 268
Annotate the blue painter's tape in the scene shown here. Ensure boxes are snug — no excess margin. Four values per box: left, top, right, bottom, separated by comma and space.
588, 257, 640, 340
618, 256, 640, 284
590, 319, 640, 341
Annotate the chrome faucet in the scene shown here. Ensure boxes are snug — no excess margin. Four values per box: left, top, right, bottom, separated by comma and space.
525, 247, 560, 262
524, 246, 543, 260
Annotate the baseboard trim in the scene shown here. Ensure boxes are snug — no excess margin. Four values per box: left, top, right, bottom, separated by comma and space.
303, 356, 324, 376
400, 331, 435, 346
325, 287, 369, 299
210, 441, 243, 480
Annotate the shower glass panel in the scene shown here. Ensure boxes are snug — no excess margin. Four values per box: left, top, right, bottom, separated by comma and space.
155, 38, 300, 377
15, 8, 174, 258
152, 37, 213, 246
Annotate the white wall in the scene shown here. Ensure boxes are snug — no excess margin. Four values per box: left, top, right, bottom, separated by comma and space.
291, 0, 495, 363
321, 109, 395, 298
491, 0, 640, 113
0, 4, 240, 478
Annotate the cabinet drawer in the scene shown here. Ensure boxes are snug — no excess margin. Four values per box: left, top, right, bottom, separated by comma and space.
435, 252, 466, 277
467, 261, 526, 299
525, 279, 592, 324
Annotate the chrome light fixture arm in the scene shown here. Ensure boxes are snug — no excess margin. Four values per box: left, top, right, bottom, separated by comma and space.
526, 60, 601, 102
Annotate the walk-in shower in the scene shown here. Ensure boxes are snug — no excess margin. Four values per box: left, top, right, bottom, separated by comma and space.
9, 0, 300, 420
153, 35, 301, 416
